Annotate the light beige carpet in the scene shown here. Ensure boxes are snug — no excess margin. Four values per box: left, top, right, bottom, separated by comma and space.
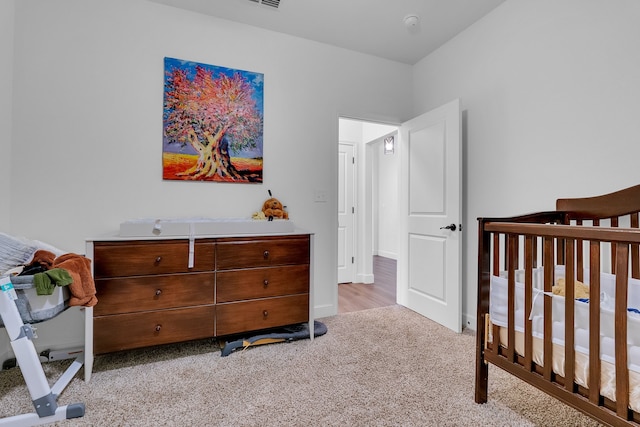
0, 305, 603, 426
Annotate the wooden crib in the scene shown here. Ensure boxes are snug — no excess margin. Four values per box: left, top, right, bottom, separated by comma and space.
475, 184, 640, 426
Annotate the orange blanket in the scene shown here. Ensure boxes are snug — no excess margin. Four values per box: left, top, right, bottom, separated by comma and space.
52, 253, 97, 307
27, 249, 97, 306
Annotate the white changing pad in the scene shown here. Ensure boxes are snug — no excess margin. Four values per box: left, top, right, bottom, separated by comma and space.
119, 217, 295, 237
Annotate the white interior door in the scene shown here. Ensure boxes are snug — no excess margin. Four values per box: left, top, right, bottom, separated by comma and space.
396, 99, 462, 333
338, 143, 355, 283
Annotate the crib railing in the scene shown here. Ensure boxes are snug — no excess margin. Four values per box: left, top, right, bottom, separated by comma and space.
558, 183, 640, 280
476, 219, 640, 425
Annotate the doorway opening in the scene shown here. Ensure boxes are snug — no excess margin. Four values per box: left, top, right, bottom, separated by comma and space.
337, 117, 399, 313
338, 256, 397, 314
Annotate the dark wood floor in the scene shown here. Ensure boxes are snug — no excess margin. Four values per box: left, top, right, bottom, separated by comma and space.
338, 256, 397, 314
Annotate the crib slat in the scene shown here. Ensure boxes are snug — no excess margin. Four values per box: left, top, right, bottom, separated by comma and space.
577, 219, 584, 282
504, 233, 510, 275
557, 238, 564, 265
507, 234, 517, 363
611, 217, 619, 273
632, 213, 639, 279
564, 239, 576, 391
588, 241, 602, 405
524, 235, 534, 371
543, 237, 554, 381
493, 233, 500, 276
491, 231, 500, 362
615, 244, 630, 419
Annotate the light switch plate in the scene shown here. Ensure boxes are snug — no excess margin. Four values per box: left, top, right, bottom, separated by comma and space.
314, 190, 327, 203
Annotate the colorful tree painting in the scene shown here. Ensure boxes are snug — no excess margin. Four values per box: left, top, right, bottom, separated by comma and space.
163, 57, 264, 182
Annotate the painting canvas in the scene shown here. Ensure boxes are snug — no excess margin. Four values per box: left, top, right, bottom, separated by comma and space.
162, 57, 264, 182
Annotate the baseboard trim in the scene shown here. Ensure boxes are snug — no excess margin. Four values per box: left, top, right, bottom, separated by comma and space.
463, 312, 475, 331
356, 273, 374, 284
314, 304, 336, 319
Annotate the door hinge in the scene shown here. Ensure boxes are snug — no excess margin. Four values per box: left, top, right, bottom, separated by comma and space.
352, 157, 355, 164
352, 207, 355, 214
351, 257, 355, 264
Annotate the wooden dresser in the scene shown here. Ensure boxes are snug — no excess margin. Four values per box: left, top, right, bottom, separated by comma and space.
83, 231, 312, 381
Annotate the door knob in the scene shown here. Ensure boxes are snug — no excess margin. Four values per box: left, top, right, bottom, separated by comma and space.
440, 223, 457, 231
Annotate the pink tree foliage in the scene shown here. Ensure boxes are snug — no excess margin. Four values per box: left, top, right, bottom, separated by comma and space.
164, 65, 263, 181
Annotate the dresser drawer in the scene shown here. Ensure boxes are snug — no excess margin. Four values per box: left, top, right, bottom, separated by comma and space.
94, 305, 215, 354
216, 265, 309, 303
94, 273, 214, 316
216, 236, 309, 270
216, 294, 308, 336
93, 240, 215, 278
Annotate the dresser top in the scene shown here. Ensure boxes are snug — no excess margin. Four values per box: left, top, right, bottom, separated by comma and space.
88, 230, 313, 242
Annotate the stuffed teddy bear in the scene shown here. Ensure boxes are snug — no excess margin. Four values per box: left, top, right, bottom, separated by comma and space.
552, 277, 590, 299
262, 197, 289, 220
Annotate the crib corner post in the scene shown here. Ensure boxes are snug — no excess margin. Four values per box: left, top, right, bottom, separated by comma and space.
475, 313, 489, 404
475, 218, 491, 404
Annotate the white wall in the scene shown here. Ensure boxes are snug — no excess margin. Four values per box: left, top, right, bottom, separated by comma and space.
0, 0, 14, 230
8, 0, 413, 318
412, 0, 640, 328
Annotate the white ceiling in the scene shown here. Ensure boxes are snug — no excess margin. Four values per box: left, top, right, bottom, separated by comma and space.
147, 0, 507, 65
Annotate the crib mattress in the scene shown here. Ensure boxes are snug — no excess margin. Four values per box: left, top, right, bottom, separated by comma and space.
0, 275, 68, 326
490, 266, 640, 411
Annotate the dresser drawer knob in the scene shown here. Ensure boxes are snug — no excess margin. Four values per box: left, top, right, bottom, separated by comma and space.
155, 289, 162, 296
263, 279, 269, 288
263, 250, 269, 259
155, 325, 162, 332
155, 256, 162, 263
263, 310, 268, 318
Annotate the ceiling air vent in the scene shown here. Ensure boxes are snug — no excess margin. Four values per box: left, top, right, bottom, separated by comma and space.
248, 0, 280, 8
